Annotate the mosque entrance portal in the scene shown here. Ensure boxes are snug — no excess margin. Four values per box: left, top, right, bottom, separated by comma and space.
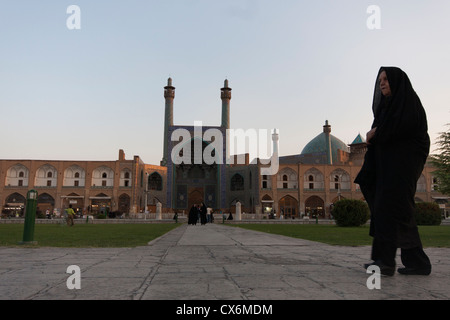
188, 187, 204, 208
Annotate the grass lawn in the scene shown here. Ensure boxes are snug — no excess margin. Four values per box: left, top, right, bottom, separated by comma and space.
231, 224, 450, 248
0, 223, 181, 248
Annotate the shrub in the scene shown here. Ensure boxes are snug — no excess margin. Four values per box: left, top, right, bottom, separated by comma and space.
36, 210, 46, 219
414, 202, 442, 226
332, 199, 370, 227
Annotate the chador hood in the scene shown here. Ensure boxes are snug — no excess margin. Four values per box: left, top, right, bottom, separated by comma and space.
370, 66, 429, 147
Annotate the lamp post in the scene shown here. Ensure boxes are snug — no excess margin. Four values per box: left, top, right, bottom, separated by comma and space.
20, 189, 38, 245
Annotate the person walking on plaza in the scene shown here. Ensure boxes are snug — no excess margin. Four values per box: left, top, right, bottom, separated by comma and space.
188, 204, 198, 225
355, 66, 432, 276
66, 204, 76, 227
206, 206, 212, 223
200, 202, 207, 225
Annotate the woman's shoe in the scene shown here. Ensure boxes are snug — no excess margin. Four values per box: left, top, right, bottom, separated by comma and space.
397, 267, 431, 276
364, 260, 395, 276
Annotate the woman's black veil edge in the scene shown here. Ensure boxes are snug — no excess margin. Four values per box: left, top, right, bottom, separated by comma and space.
355, 66, 401, 186
371, 67, 384, 119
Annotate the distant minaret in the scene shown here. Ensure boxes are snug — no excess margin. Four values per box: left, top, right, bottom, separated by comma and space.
161, 78, 175, 166
272, 129, 279, 157
323, 120, 333, 165
221, 79, 232, 129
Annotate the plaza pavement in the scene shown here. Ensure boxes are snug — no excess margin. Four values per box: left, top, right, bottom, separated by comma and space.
1, 223, 449, 300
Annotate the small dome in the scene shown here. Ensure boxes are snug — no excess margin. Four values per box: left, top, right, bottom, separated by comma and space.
351, 133, 366, 144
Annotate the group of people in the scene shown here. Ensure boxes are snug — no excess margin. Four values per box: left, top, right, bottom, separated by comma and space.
188, 203, 213, 225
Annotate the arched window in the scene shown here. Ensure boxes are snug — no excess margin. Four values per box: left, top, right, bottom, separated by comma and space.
304, 168, 324, 190
330, 169, 351, 191
92, 166, 114, 187
120, 169, 132, 187
431, 176, 439, 191
148, 172, 163, 191
283, 177, 288, 188
261, 174, 271, 189
5, 165, 30, 187
35, 165, 57, 187
277, 168, 298, 189
308, 175, 314, 189
63, 165, 85, 187
231, 174, 244, 191
102, 172, 108, 186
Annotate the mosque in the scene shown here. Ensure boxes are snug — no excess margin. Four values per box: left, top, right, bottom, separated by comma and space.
0, 79, 447, 219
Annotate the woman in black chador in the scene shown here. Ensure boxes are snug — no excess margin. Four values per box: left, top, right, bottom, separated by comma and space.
355, 67, 432, 276
188, 204, 198, 225
200, 202, 207, 225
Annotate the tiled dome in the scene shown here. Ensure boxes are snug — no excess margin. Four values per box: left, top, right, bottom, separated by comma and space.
301, 121, 349, 164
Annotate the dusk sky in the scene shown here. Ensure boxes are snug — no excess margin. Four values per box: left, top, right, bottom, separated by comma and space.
1, 1, 449, 165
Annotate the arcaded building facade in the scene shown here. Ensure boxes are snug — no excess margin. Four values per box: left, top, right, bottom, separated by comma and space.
259, 121, 447, 219
0, 150, 164, 217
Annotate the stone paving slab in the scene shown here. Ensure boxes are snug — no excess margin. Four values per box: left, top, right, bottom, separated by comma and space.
0, 223, 449, 300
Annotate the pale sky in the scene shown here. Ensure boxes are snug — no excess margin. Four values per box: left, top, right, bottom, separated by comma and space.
1, 0, 449, 165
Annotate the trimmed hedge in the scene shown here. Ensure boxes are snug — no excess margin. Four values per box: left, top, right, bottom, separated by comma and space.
414, 202, 442, 226
332, 199, 370, 227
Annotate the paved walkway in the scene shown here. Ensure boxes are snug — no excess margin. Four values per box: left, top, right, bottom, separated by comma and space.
1, 224, 449, 300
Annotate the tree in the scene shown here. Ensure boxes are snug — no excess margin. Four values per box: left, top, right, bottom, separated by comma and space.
430, 124, 450, 195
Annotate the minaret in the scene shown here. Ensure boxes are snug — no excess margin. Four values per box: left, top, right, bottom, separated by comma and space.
221, 79, 232, 129
272, 129, 279, 157
221, 79, 232, 164
260, 129, 280, 176
161, 78, 175, 166
323, 120, 333, 165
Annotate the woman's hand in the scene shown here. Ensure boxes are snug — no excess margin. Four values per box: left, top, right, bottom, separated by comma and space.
366, 127, 377, 145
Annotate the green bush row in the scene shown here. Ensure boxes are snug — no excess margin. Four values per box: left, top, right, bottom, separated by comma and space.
332, 199, 442, 227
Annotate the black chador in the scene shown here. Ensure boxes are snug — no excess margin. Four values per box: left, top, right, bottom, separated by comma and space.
200, 203, 207, 225
355, 67, 432, 275
188, 205, 198, 225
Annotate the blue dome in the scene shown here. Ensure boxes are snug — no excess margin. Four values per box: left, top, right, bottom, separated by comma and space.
301, 121, 349, 163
